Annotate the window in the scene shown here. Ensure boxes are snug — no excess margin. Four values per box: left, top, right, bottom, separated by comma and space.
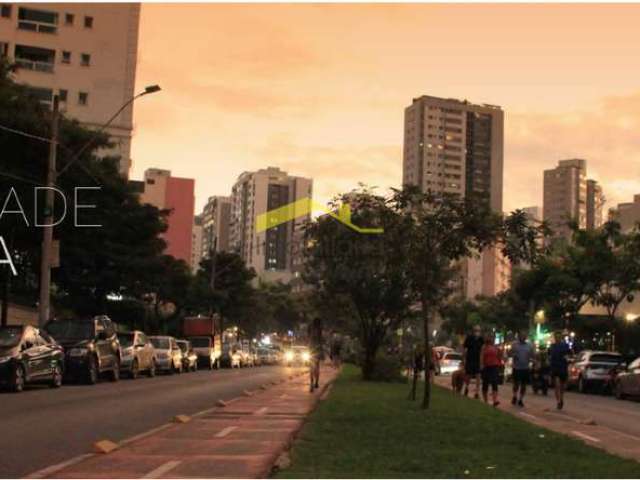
1, 4, 11, 18
18, 7, 58, 34
78, 91, 88, 106
65, 13, 73, 25
0, 42, 8, 57
80, 53, 90, 66
61, 50, 71, 63
58, 89, 67, 102
15, 44, 56, 73
84, 15, 93, 28
26, 86, 53, 105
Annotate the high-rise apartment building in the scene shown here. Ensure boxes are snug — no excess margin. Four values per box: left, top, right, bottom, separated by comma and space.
0, 3, 140, 176
140, 169, 195, 265
403, 95, 506, 298
191, 215, 203, 274
229, 167, 312, 283
200, 195, 232, 259
609, 194, 640, 233
586, 179, 604, 230
543, 159, 603, 240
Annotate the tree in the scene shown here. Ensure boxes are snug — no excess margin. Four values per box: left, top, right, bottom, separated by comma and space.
590, 223, 640, 326
391, 186, 502, 408
303, 188, 412, 380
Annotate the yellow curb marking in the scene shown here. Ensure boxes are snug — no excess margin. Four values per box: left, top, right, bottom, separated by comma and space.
93, 439, 119, 454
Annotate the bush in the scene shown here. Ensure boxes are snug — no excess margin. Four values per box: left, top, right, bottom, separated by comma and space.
367, 353, 406, 383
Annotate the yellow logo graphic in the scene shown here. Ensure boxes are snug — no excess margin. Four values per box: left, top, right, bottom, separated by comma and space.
256, 198, 383, 234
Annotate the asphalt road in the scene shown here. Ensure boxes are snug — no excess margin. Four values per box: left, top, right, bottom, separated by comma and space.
0, 365, 304, 478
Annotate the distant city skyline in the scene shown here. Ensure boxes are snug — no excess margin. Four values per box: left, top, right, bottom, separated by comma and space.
130, 4, 640, 213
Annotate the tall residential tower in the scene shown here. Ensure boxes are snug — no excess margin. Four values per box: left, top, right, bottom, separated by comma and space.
403, 95, 506, 298
0, 3, 140, 175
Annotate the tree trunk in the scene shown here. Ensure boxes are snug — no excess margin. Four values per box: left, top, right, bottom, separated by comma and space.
422, 297, 431, 410
409, 348, 418, 401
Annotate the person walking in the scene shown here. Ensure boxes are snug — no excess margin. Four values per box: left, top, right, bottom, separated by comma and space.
549, 331, 572, 410
480, 333, 502, 407
463, 325, 484, 399
510, 330, 535, 407
308, 317, 324, 392
330, 334, 342, 369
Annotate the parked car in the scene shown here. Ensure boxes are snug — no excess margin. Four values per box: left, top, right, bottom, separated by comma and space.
188, 336, 219, 370
149, 336, 183, 374
613, 356, 640, 399
284, 346, 311, 366
437, 351, 463, 375
177, 340, 198, 372
118, 331, 156, 379
0, 325, 64, 392
220, 344, 243, 368
257, 347, 272, 365
568, 350, 625, 393
45, 316, 120, 384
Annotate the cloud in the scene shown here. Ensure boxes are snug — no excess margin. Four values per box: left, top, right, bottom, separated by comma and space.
504, 91, 640, 213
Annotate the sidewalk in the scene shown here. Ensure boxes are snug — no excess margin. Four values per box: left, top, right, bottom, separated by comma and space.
434, 376, 640, 463
28, 367, 338, 479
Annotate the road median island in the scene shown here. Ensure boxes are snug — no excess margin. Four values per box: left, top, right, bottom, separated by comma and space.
29, 368, 339, 479
275, 365, 640, 479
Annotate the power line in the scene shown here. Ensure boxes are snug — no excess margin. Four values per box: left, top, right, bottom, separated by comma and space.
0, 124, 51, 144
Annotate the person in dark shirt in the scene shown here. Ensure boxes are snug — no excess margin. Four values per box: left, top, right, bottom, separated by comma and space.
308, 317, 324, 392
549, 331, 572, 410
463, 325, 484, 399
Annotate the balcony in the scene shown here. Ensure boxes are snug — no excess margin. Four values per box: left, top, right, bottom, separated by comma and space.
14, 44, 55, 74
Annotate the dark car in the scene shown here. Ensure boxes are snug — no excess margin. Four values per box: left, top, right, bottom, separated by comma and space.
0, 325, 64, 392
45, 316, 121, 384
613, 356, 640, 400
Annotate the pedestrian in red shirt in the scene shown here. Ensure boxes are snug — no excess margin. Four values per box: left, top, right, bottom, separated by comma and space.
480, 334, 502, 407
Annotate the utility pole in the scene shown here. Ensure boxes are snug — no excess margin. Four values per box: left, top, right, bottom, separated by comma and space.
38, 96, 59, 327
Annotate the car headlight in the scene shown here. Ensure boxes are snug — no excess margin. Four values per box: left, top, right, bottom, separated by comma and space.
68, 348, 88, 357
284, 351, 294, 361
0, 356, 12, 363
302, 351, 311, 361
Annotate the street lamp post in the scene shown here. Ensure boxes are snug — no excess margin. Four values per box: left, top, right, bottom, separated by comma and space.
38, 85, 161, 326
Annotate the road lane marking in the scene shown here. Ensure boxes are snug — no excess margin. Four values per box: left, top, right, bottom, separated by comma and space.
24, 453, 94, 479
215, 426, 238, 438
598, 426, 640, 442
571, 431, 600, 443
518, 412, 537, 420
254, 406, 269, 415
143, 460, 182, 479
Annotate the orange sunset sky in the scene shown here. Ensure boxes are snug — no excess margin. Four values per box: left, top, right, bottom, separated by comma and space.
130, 3, 640, 214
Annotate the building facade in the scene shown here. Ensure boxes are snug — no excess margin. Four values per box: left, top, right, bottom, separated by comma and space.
229, 167, 312, 283
543, 159, 603, 240
403, 95, 506, 298
0, 3, 140, 176
586, 179, 604, 230
609, 194, 640, 233
140, 169, 195, 265
200, 195, 232, 259
191, 215, 203, 274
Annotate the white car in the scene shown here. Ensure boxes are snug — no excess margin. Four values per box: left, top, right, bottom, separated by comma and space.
149, 336, 183, 374
438, 351, 463, 375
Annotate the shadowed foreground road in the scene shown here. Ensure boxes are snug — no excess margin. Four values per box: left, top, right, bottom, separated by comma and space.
0, 366, 303, 478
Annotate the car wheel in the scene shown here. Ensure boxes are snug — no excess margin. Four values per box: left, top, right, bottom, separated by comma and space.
109, 359, 120, 382
86, 356, 98, 385
10, 364, 25, 393
130, 359, 139, 380
578, 376, 588, 394
50, 363, 63, 388
148, 360, 156, 377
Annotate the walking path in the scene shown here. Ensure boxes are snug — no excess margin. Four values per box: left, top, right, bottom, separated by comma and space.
434, 375, 640, 463
27, 367, 338, 479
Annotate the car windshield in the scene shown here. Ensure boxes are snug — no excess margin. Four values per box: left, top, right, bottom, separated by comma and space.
117, 333, 134, 347
45, 320, 94, 340
190, 337, 210, 348
0, 327, 22, 348
150, 338, 170, 349
590, 354, 623, 364
177, 342, 188, 352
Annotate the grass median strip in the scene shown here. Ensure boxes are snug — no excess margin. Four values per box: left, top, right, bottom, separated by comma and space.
276, 365, 639, 478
